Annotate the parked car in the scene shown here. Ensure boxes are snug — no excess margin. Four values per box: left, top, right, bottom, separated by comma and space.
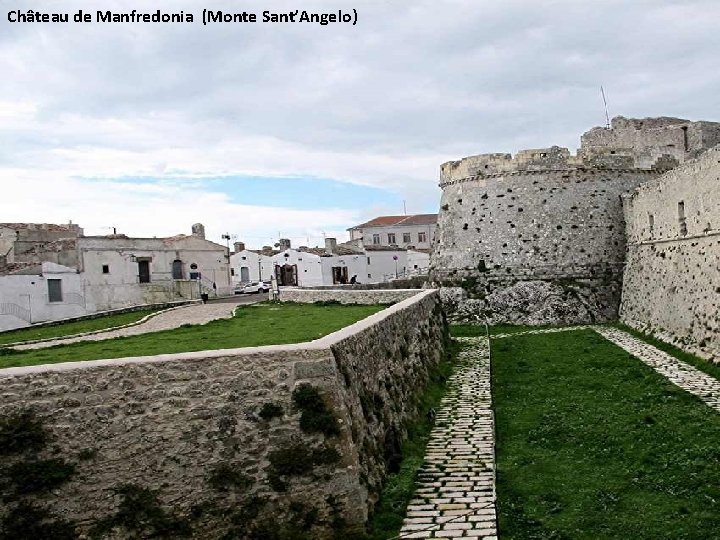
235, 281, 271, 294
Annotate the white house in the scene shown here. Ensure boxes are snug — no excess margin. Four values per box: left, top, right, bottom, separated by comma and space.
0, 262, 85, 331
266, 238, 429, 286
79, 224, 232, 311
230, 242, 274, 284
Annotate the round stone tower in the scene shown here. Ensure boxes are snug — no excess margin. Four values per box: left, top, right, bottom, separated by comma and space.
431, 116, 720, 324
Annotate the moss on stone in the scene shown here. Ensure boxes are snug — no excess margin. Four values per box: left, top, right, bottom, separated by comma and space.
292, 384, 340, 436
0, 502, 76, 540
0, 411, 48, 456
4, 458, 76, 495
258, 402, 284, 421
90, 484, 191, 539
207, 463, 252, 492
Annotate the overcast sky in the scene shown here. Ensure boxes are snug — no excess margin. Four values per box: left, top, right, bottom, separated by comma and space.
1, 0, 718, 247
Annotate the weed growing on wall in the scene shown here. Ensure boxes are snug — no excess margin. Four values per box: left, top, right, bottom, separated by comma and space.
0, 410, 78, 538
292, 384, 341, 436
90, 484, 191, 539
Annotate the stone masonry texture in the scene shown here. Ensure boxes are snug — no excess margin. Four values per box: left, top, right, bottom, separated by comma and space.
0, 290, 446, 539
431, 117, 720, 326
620, 145, 720, 362
279, 287, 421, 305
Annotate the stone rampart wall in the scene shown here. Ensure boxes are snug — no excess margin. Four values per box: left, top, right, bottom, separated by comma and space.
279, 287, 422, 305
431, 168, 658, 322
0, 290, 445, 538
620, 146, 720, 361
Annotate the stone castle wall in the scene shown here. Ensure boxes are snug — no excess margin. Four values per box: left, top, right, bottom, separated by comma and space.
0, 290, 446, 538
279, 287, 422, 304
620, 145, 720, 362
432, 117, 720, 324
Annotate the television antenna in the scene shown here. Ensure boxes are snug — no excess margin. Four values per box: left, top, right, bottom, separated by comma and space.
600, 86, 611, 129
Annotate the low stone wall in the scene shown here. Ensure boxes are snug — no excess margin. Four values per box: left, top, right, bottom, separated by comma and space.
279, 287, 422, 305
302, 275, 428, 290
0, 290, 446, 539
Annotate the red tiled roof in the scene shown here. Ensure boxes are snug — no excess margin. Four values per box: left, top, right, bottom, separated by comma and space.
348, 214, 437, 230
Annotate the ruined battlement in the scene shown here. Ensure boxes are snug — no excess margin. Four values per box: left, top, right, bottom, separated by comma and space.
440, 116, 720, 185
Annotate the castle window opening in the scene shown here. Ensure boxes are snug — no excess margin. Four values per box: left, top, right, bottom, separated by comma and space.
102, 264, 110, 274
682, 126, 689, 152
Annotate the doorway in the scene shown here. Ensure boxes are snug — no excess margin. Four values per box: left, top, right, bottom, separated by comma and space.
275, 264, 298, 286
332, 266, 348, 284
138, 260, 151, 283
240, 266, 250, 282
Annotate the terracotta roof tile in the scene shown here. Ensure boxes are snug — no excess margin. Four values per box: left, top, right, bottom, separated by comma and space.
348, 214, 437, 230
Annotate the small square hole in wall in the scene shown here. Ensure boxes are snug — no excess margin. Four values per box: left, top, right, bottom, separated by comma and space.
102, 265, 110, 274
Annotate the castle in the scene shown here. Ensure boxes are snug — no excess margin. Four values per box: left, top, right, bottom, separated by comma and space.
430, 116, 720, 361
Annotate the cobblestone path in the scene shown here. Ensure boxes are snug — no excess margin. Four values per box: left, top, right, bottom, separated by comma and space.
13, 302, 238, 350
492, 325, 588, 339
399, 337, 497, 539
595, 326, 720, 412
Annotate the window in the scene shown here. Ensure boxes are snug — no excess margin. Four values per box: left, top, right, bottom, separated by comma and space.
367, 257, 371, 264
47, 279, 63, 302
368, 274, 372, 279
138, 260, 151, 283
387, 233, 396, 244
372, 234, 380, 245
171, 259, 183, 280
102, 264, 110, 274
230, 268, 235, 276
418, 231, 427, 243
403, 232, 411, 243
648, 214, 654, 231
678, 201, 687, 236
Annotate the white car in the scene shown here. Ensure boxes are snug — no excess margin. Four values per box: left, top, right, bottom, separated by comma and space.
235, 281, 271, 294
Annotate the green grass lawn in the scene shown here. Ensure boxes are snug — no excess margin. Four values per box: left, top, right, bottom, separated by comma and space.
0, 303, 386, 369
493, 329, 720, 539
452, 323, 576, 337
0, 308, 161, 346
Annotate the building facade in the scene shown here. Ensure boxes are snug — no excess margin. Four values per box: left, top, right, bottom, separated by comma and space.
348, 214, 437, 250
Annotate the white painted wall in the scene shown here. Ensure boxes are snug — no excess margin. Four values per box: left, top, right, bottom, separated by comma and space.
0, 262, 86, 331
358, 224, 435, 250
80, 235, 231, 311
230, 250, 274, 284
272, 250, 325, 286
365, 250, 408, 282
407, 250, 430, 274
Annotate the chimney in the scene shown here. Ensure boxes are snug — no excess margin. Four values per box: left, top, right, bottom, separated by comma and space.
325, 237, 337, 255
234, 241, 246, 253
279, 238, 291, 251
191, 223, 206, 239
